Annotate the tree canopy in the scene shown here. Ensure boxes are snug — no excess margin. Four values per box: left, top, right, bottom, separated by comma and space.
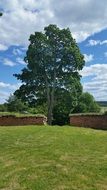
14, 24, 85, 124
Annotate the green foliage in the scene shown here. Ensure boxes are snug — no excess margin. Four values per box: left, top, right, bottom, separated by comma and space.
0, 103, 7, 112
6, 94, 28, 112
14, 24, 85, 124
73, 92, 101, 113
28, 104, 47, 115
103, 110, 107, 115
0, 12, 3, 17
53, 78, 82, 125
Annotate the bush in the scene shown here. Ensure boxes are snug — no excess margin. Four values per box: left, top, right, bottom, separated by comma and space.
0, 104, 7, 112
28, 104, 47, 115
6, 95, 28, 112
104, 111, 107, 115
73, 92, 100, 113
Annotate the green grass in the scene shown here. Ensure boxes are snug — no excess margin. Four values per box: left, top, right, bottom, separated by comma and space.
0, 125, 107, 190
0, 112, 45, 117
0, 111, 34, 117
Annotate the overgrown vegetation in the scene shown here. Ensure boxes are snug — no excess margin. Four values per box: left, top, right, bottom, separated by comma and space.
73, 92, 101, 113
0, 92, 101, 125
0, 125, 107, 190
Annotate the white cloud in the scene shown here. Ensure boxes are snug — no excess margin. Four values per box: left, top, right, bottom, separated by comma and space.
88, 39, 107, 46
83, 54, 94, 63
80, 64, 107, 77
0, 91, 9, 97
87, 40, 100, 46
83, 80, 107, 101
1, 0, 107, 47
3, 58, 16, 67
16, 57, 26, 65
0, 0, 53, 47
0, 82, 22, 103
1, 0, 107, 102
0, 82, 21, 90
0, 44, 8, 51
101, 40, 107, 45
13, 48, 22, 55
0, 91, 10, 103
104, 52, 107, 57
81, 64, 107, 100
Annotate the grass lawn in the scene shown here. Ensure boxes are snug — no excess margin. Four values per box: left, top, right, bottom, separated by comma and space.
0, 112, 44, 117
0, 125, 107, 190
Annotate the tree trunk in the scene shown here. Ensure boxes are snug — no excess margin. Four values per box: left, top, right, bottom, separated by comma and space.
47, 104, 53, 125
45, 69, 56, 125
45, 76, 52, 125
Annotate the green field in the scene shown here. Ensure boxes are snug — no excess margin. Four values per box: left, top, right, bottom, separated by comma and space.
100, 107, 107, 113
0, 125, 107, 190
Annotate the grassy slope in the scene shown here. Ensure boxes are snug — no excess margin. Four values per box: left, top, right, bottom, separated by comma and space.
0, 126, 107, 190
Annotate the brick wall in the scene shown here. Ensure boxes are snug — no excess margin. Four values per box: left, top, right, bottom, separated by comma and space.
0, 115, 47, 126
70, 114, 107, 130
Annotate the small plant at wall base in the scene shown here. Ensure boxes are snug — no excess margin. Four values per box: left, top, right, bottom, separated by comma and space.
14, 24, 85, 125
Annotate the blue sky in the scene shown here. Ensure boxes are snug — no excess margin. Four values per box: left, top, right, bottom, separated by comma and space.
0, 0, 107, 103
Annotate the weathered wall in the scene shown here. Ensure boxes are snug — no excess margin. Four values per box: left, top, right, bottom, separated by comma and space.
70, 114, 107, 130
0, 115, 47, 126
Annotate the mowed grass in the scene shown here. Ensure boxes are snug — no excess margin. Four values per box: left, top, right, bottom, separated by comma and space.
0, 126, 107, 190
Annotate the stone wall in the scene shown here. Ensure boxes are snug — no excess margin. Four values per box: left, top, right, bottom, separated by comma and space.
70, 114, 107, 130
0, 115, 47, 126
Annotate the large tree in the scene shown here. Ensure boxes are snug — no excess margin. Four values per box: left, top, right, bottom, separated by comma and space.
14, 24, 85, 124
